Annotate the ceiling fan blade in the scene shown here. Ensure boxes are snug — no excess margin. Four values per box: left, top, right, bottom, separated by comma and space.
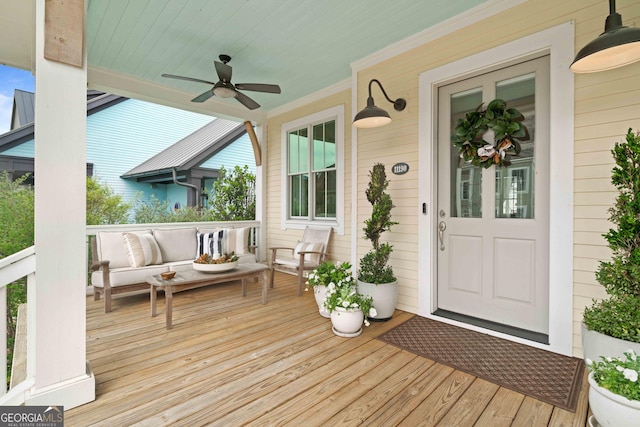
191, 90, 214, 103
161, 74, 216, 86
214, 61, 232, 82
235, 83, 281, 94
234, 91, 260, 110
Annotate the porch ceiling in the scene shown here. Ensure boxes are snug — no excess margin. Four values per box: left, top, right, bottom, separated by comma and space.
0, 0, 489, 122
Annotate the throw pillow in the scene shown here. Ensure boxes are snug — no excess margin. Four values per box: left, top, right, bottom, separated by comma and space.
96, 231, 132, 269
197, 230, 223, 256
293, 241, 324, 265
223, 227, 250, 255
122, 232, 163, 268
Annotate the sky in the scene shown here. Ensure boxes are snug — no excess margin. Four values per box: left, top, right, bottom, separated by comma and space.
0, 64, 35, 134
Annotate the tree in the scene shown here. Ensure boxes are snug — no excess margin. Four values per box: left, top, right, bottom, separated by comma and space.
208, 165, 256, 221
86, 176, 132, 225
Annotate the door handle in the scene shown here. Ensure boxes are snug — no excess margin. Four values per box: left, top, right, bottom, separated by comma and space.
438, 221, 447, 251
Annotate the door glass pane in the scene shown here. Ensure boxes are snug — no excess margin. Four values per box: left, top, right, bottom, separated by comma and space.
450, 88, 483, 218
495, 73, 535, 219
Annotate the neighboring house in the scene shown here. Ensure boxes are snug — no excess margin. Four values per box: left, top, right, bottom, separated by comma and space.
0, 89, 255, 211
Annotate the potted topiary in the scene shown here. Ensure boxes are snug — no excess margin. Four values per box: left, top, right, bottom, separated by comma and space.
581, 128, 640, 362
357, 163, 399, 321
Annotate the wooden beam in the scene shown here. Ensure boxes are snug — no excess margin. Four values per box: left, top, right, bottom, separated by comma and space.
44, 0, 84, 68
244, 121, 262, 166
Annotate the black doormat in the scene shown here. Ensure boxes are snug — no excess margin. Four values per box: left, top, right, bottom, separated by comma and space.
377, 316, 584, 411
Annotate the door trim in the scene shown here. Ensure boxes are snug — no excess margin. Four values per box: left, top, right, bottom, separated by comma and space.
417, 22, 575, 356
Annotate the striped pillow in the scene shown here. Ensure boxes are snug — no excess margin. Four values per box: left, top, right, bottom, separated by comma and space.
122, 232, 163, 268
197, 230, 223, 256
293, 241, 324, 265
223, 228, 249, 255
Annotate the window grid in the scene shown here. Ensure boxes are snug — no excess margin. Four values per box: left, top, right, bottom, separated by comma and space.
287, 119, 337, 221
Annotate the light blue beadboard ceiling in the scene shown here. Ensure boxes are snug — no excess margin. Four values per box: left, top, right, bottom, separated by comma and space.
86, 0, 488, 119
87, 0, 486, 118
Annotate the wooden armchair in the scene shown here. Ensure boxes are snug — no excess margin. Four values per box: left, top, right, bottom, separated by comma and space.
269, 226, 332, 296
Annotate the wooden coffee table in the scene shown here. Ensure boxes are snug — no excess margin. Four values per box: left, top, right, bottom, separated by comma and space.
147, 263, 269, 329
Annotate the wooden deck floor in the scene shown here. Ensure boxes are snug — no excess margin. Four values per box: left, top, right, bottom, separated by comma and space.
66, 272, 590, 426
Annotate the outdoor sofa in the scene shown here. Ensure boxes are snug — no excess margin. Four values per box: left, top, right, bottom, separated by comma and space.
90, 226, 255, 312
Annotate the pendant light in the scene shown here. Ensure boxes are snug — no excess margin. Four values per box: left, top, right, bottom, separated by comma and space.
571, 0, 640, 73
353, 79, 406, 128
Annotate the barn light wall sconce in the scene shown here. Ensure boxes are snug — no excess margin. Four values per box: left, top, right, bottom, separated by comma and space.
353, 79, 406, 128
570, 0, 640, 73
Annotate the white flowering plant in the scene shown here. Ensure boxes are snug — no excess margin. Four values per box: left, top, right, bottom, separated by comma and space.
306, 261, 352, 290
587, 350, 640, 401
312, 261, 377, 326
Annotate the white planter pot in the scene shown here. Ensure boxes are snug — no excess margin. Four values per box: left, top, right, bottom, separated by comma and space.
581, 323, 640, 363
588, 372, 640, 427
357, 279, 398, 321
330, 307, 364, 337
313, 285, 331, 318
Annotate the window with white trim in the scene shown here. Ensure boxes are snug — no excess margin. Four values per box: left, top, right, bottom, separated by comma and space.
281, 105, 344, 231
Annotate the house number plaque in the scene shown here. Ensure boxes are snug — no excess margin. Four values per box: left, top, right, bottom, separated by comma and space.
392, 162, 409, 175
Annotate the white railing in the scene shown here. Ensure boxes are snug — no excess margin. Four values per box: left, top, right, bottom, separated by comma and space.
0, 246, 36, 399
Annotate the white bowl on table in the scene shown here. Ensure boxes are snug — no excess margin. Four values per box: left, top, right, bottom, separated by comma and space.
192, 260, 238, 273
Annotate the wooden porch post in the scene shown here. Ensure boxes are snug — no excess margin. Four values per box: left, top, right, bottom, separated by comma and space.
28, 0, 95, 408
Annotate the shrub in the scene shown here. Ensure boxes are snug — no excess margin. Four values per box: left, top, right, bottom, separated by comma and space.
133, 195, 172, 224
584, 129, 640, 342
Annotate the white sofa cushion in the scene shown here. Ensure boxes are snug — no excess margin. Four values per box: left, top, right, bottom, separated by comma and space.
96, 231, 131, 269
92, 264, 168, 288
154, 227, 197, 262
122, 231, 163, 268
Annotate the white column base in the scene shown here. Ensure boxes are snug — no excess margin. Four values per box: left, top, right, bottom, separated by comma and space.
25, 362, 95, 410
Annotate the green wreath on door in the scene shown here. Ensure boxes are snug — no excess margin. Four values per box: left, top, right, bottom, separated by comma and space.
452, 99, 529, 168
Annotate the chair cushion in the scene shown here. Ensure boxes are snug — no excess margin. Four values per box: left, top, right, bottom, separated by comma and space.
96, 231, 132, 269
293, 241, 324, 265
274, 256, 318, 269
154, 228, 197, 262
223, 227, 250, 255
122, 231, 163, 268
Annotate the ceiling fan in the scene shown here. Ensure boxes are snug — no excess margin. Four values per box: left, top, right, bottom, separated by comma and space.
162, 54, 281, 110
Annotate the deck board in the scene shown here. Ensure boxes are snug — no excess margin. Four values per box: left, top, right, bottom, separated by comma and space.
65, 272, 590, 426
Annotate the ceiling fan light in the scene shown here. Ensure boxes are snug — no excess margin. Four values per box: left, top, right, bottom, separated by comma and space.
213, 84, 236, 99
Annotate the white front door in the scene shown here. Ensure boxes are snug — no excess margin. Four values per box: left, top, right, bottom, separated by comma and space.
436, 56, 550, 338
